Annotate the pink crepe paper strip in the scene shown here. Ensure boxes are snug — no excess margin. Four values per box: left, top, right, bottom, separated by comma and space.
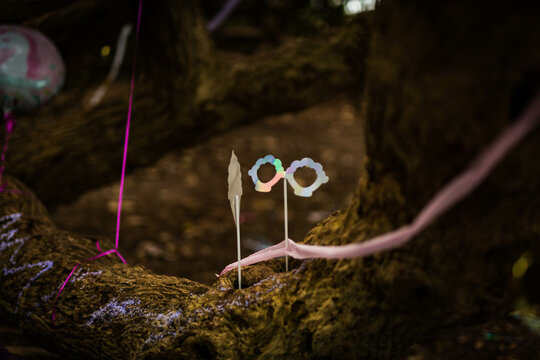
52, 0, 142, 324
221, 94, 540, 275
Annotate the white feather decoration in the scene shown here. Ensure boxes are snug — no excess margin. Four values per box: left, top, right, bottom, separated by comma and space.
228, 150, 243, 225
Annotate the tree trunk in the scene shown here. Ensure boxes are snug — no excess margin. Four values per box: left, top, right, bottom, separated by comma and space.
1, 0, 540, 359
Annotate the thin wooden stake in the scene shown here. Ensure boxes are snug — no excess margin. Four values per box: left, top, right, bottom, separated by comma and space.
284, 178, 289, 271
235, 195, 242, 289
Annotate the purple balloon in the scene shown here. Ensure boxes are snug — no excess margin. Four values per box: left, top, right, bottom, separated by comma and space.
0, 25, 65, 110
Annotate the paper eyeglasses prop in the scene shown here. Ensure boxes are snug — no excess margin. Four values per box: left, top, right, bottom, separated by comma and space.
248, 155, 329, 197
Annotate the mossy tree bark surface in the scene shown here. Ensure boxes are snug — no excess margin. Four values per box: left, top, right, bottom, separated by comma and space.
1, 0, 540, 359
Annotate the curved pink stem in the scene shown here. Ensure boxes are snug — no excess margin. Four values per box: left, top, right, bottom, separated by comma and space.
220, 240, 287, 275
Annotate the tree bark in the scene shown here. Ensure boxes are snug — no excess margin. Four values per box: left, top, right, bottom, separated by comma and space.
1, 0, 540, 359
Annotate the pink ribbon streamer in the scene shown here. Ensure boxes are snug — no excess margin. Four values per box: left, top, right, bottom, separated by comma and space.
52, 0, 142, 324
221, 94, 540, 275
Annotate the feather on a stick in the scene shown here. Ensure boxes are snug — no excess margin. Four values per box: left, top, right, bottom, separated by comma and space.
228, 150, 243, 225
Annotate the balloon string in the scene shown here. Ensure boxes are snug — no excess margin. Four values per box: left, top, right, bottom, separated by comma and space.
220, 93, 540, 275
0, 110, 14, 191
115, 0, 142, 250
52, 0, 142, 324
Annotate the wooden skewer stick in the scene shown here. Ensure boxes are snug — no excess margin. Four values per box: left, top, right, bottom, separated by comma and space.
284, 178, 289, 272
235, 194, 242, 289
